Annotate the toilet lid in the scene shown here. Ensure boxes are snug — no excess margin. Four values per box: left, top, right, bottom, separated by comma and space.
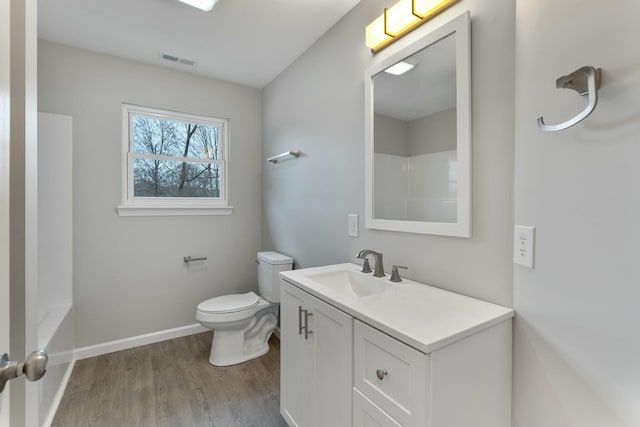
197, 292, 260, 314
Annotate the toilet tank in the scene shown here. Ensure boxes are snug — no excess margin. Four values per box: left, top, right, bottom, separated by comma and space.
257, 251, 293, 303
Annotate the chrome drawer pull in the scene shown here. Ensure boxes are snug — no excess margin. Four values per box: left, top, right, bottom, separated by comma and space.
376, 369, 388, 380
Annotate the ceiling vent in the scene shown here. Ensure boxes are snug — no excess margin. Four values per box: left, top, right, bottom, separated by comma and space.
160, 53, 196, 67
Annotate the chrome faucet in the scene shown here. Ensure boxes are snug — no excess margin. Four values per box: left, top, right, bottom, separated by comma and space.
389, 265, 408, 282
356, 249, 385, 277
360, 257, 373, 274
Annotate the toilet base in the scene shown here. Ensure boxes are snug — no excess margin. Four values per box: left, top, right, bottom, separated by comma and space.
208, 304, 279, 366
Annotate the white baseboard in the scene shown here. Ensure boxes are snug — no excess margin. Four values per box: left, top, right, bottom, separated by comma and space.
73, 323, 208, 361
42, 358, 75, 427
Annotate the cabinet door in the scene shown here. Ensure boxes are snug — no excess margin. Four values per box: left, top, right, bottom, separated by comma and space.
354, 388, 402, 427
309, 294, 353, 427
281, 281, 314, 427
281, 280, 354, 427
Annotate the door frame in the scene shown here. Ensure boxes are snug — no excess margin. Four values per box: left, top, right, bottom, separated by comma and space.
1, 0, 39, 426
1, 0, 13, 422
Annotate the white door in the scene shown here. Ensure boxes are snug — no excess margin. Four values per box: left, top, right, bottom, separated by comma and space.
1, 0, 40, 426
1, 1, 12, 425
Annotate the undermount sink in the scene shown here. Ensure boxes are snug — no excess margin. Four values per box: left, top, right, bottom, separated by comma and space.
306, 269, 395, 298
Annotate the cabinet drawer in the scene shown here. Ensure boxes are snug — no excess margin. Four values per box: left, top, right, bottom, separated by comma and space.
354, 320, 428, 426
354, 388, 402, 427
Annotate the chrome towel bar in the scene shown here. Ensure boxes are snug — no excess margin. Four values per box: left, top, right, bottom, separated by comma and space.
267, 150, 300, 164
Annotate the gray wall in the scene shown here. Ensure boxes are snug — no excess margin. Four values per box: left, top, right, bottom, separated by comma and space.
374, 107, 456, 157
263, 0, 515, 306
38, 41, 263, 348
407, 107, 456, 156
513, 0, 640, 425
374, 113, 408, 156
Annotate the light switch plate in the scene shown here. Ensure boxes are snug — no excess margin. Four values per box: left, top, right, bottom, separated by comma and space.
514, 225, 535, 268
348, 214, 359, 237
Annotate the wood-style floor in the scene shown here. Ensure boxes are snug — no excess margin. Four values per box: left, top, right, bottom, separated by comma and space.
52, 332, 288, 427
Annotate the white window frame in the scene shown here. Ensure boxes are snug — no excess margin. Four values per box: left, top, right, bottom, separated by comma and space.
117, 103, 233, 216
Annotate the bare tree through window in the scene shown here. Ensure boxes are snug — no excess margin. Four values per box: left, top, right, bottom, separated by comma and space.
131, 115, 222, 198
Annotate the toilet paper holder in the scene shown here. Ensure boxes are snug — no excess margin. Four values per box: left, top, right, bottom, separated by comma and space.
184, 256, 207, 263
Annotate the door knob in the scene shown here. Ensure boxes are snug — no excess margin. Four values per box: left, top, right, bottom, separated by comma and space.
0, 350, 48, 393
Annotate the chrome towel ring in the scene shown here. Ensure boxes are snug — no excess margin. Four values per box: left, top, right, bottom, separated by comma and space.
537, 66, 602, 132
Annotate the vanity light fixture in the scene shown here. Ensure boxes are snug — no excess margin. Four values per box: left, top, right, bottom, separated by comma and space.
178, 0, 218, 11
366, 0, 459, 53
384, 57, 419, 75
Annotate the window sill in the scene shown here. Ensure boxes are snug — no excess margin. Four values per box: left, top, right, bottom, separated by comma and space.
116, 205, 234, 217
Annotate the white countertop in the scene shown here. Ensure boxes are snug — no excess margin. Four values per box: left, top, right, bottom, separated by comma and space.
280, 263, 514, 354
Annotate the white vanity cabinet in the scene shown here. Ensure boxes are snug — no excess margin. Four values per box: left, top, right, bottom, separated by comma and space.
280, 280, 354, 427
280, 263, 514, 427
352, 319, 512, 427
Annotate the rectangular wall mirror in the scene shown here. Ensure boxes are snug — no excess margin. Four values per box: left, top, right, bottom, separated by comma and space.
364, 11, 471, 237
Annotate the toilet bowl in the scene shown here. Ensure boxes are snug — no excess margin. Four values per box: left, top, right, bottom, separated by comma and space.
195, 251, 293, 366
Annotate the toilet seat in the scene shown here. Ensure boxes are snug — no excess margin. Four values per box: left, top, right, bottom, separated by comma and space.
196, 292, 269, 324
197, 292, 260, 314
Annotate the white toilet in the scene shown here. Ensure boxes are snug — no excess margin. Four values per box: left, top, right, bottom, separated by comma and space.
196, 251, 293, 366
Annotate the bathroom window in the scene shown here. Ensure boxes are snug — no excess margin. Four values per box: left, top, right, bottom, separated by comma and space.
117, 104, 232, 216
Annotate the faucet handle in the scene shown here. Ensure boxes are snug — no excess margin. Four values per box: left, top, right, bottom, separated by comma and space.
361, 258, 373, 274
389, 265, 408, 282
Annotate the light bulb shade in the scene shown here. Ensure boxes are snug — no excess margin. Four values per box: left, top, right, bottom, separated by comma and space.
178, 0, 217, 11
365, 0, 459, 53
414, 0, 456, 19
365, 15, 391, 50
386, 0, 421, 35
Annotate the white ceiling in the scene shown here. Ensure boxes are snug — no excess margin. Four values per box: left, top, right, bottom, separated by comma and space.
374, 33, 456, 122
38, 0, 361, 89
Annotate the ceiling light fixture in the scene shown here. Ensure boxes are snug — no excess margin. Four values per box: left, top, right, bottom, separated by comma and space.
384, 58, 419, 75
178, 0, 218, 11
366, 0, 459, 53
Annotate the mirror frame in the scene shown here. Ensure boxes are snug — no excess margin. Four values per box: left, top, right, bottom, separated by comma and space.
364, 11, 471, 237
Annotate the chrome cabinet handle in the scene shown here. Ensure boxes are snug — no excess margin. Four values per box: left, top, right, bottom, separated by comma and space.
376, 369, 388, 380
298, 306, 313, 339
298, 306, 304, 335
304, 311, 313, 340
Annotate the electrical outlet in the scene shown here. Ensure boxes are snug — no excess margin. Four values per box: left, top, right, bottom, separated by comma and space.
514, 225, 535, 268
348, 214, 359, 237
